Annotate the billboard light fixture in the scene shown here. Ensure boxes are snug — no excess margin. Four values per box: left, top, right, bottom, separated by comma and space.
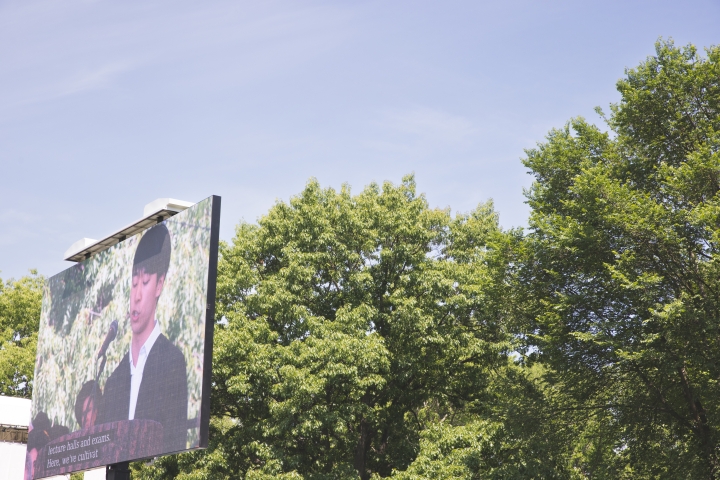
64, 198, 194, 262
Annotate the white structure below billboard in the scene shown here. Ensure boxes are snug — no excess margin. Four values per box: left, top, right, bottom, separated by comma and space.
0, 396, 69, 480
0, 396, 31, 480
0, 441, 29, 480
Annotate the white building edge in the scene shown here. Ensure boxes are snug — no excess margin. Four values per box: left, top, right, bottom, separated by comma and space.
0, 394, 102, 479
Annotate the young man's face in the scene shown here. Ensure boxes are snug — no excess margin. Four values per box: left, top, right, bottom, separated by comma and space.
130, 269, 165, 336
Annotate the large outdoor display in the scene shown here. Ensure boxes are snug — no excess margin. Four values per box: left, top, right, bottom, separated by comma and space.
25, 196, 220, 479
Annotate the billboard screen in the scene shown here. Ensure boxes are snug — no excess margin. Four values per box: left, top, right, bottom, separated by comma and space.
26, 196, 220, 479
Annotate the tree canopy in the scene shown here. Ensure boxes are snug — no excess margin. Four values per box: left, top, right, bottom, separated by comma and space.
178, 177, 515, 479
0, 271, 43, 397
521, 39, 720, 477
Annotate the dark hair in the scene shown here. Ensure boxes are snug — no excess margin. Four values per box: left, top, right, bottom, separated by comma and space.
47, 424, 70, 441
133, 223, 172, 278
74, 380, 101, 428
28, 412, 51, 450
27, 412, 69, 450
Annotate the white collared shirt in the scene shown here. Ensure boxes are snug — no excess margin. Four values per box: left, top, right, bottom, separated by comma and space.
128, 320, 161, 420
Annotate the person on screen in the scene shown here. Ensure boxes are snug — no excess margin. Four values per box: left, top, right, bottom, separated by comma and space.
100, 223, 188, 453
75, 380, 102, 429
25, 412, 70, 480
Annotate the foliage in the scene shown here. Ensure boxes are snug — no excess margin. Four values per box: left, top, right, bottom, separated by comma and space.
521, 39, 720, 477
0, 271, 44, 397
141, 176, 519, 479
389, 362, 573, 480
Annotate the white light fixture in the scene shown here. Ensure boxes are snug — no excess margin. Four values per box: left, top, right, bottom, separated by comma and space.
64, 198, 194, 262
143, 198, 194, 217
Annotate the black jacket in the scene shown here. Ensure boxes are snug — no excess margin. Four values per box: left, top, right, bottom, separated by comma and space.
100, 333, 188, 453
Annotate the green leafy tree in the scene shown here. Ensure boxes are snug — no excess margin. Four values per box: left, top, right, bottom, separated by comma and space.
390, 361, 578, 480
139, 176, 517, 479
0, 271, 44, 397
522, 39, 720, 478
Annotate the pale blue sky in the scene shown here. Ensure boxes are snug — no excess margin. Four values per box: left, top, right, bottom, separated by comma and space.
1, 0, 719, 280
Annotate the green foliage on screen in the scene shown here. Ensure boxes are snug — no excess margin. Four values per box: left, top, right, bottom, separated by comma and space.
32, 197, 213, 450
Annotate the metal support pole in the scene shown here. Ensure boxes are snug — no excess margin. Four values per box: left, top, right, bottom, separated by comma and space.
106, 462, 130, 480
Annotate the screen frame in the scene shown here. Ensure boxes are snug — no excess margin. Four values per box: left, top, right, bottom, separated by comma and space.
28, 195, 221, 478
198, 195, 221, 448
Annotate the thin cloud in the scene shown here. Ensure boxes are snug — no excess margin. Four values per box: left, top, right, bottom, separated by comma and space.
0, 208, 40, 224
58, 61, 135, 97
1, 60, 137, 109
380, 107, 478, 143
0, 1, 359, 110
0, 209, 41, 248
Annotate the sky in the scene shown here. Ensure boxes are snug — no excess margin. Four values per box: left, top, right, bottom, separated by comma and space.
1, 0, 719, 280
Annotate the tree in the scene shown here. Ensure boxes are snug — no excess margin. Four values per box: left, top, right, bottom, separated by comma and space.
522, 39, 720, 478
0, 271, 44, 397
140, 176, 516, 479
389, 361, 579, 480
